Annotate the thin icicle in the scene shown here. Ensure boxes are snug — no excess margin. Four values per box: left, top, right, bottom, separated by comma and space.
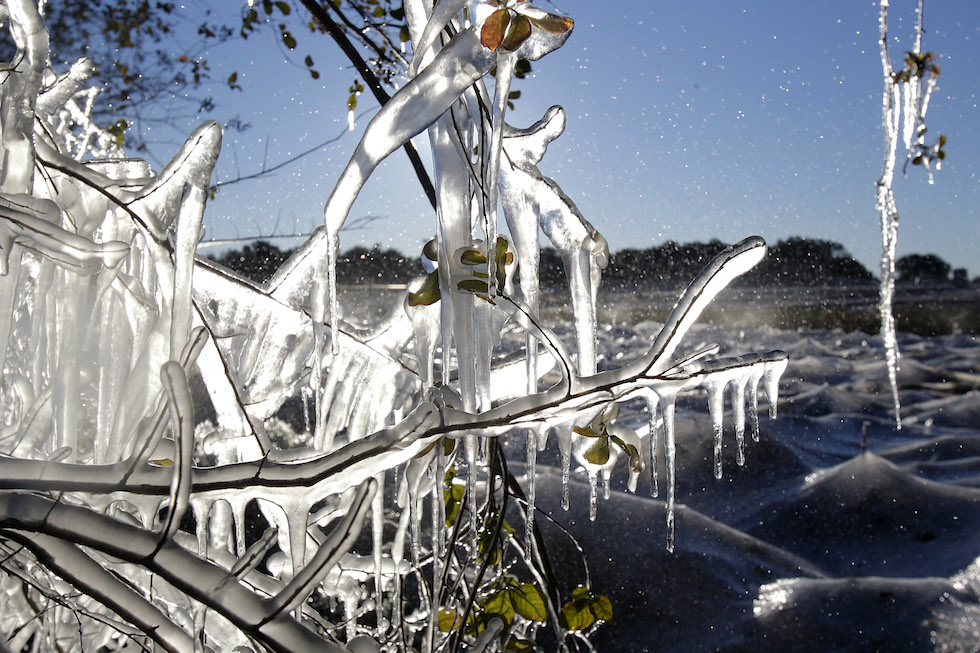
524, 428, 537, 558
659, 394, 678, 553
645, 393, 660, 497
372, 471, 386, 634
556, 424, 572, 510
706, 381, 725, 480
763, 358, 788, 420
587, 471, 598, 522
747, 367, 764, 442
729, 379, 747, 467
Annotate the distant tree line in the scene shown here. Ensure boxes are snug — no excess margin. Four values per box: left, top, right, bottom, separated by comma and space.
206, 237, 959, 288
207, 240, 415, 285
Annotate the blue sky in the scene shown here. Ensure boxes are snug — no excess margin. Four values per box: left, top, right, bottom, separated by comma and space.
150, 1, 978, 276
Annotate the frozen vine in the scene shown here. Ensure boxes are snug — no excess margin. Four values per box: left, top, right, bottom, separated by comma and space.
875, 0, 945, 430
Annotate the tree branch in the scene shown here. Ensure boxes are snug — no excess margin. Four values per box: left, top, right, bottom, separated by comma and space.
298, 0, 436, 209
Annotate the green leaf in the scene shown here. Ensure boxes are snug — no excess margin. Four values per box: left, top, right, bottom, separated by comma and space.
501, 13, 531, 51
372, 6, 385, 17
148, 458, 174, 467
483, 590, 516, 624
274, 1, 291, 14
438, 608, 460, 632
450, 482, 465, 502
514, 58, 532, 79
559, 597, 595, 631
282, 30, 297, 49
510, 583, 548, 622
407, 271, 441, 306
422, 238, 440, 264
590, 594, 613, 622
572, 425, 597, 438
460, 249, 487, 265
457, 279, 490, 294
584, 436, 610, 466
481, 8, 511, 51
304, 54, 314, 67
505, 640, 535, 653
400, 26, 411, 42
571, 586, 590, 601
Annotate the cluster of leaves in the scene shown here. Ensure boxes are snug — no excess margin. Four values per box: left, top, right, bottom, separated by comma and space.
893, 50, 941, 83
572, 404, 641, 471
480, 0, 573, 52
434, 444, 613, 650
407, 236, 516, 307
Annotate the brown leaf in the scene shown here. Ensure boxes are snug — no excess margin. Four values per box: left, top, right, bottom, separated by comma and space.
481, 8, 511, 51
527, 12, 574, 34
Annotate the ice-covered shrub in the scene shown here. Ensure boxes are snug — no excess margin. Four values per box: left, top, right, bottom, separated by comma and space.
0, 0, 787, 650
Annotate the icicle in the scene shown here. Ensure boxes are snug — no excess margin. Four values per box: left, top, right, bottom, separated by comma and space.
706, 381, 725, 480
659, 394, 678, 552
228, 496, 249, 558
524, 428, 537, 558
747, 366, 764, 442
762, 358, 788, 420
430, 463, 442, 588
729, 378, 747, 467
601, 470, 611, 500
191, 497, 213, 557
301, 386, 312, 434
435, 445, 447, 553
347, 109, 355, 132
410, 491, 422, 566
325, 233, 341, 357
208, 499, 234, 555
372, 471, 386, 635
636, 389, 660, 496
465, 433, 479, 546
556, 424, 572, 510
587, 471, 598, 522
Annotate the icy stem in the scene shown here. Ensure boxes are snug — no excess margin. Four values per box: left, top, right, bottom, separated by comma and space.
706, 381, 725, 480
524, 428, 537, 558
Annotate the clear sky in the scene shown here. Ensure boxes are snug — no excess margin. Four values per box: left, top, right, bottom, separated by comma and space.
147, 1, 979, 276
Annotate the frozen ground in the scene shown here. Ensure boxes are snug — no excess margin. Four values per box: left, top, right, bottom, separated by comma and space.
520, 321, 980, 652
333, 285, 980, 651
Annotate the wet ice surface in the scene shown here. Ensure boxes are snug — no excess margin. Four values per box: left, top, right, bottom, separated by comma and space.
491, 318, 980, 652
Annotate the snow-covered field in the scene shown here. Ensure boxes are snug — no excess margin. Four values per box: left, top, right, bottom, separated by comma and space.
334, 284, 980, 651
524, 319, 980, 652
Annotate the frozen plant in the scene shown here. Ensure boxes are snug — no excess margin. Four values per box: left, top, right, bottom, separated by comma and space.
0, 0, 787, 651
874, 0, 945, 429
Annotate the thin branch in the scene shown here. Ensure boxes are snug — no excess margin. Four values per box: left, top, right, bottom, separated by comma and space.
298, 0, 436, 208
211, 109, 373, 192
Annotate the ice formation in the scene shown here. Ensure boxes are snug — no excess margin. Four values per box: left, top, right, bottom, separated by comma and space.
0, 0, 788, 650
874, 0, 944, 430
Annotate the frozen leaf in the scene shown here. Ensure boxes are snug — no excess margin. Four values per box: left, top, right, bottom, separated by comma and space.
583, 436, 610, 466
527, 12, 574, 34
483, 589, 516, 624
590, 594, 613, 621
509, 583, 547, 622
438, 608, 461, 632
408, 271, 440, 306
501, 14, 532, 52
481, 8, 511, 51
